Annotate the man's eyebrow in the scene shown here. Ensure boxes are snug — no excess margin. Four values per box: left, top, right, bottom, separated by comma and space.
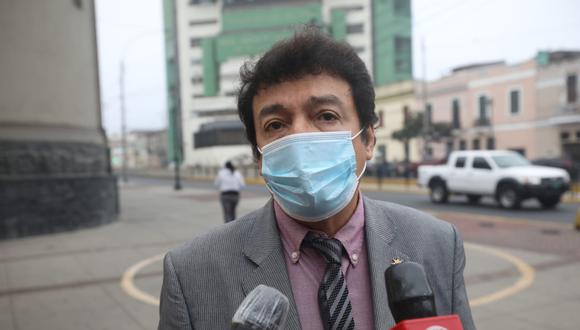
305, 95, 345, 111
258, 103, 287, 121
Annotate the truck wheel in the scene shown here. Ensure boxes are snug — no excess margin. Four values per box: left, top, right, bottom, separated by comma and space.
497, 185, 521, 209
467, 194, 481, 204
538, 196, 560, 209
430, 181, 448, 204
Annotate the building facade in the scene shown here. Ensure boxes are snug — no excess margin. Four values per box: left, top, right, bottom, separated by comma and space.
0, 0, 118, 239
425, 51, 580, 165
109, 130, 169, 169
374, 80, 422, 164
163, 0, 412, 169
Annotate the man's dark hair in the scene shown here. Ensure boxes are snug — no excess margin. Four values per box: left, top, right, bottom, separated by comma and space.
237, 27, 378, 159
225, 161, 235, 173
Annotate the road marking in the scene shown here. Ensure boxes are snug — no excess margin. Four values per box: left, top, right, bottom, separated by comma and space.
465, 243, 535, 307
121, 244, 535, 308
120, 254, 164, 306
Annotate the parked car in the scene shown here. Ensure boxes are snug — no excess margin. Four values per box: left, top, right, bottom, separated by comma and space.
531, 157, 577, 180
417, 150, 571, 209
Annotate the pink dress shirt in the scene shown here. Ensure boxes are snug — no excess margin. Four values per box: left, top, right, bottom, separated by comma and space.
274, 194, 375, 330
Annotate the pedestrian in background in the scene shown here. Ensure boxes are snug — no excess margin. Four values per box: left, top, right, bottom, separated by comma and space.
214, 161, 245, 222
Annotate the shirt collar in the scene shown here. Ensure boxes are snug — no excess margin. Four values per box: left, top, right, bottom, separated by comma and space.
274, 193, 366, 266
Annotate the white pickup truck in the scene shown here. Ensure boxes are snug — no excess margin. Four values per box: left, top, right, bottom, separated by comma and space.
418, 150, 571, 209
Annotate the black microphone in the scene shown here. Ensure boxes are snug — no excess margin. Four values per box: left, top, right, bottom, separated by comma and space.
385, 261, 463, 330
231, 284, 290, 330
385, 261, 437, 323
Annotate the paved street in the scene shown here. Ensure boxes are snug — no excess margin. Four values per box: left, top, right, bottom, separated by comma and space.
1, 179, 580, 329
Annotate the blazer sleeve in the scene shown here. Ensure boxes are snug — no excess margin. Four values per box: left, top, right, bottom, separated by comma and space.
158, 253, 194, 330
451, 226, 476, 330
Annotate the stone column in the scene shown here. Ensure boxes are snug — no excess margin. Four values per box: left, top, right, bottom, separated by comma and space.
0, 0, 118, 239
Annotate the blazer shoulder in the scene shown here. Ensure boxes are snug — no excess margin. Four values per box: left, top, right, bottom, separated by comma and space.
364, 197, 456, 241
166, 206, 263, 270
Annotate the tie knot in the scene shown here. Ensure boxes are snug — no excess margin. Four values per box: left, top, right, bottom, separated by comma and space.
301, 232, 344, 265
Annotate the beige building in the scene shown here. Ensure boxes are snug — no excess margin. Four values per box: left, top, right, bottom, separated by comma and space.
374, 80, 422, 166
425, 51, 580, 165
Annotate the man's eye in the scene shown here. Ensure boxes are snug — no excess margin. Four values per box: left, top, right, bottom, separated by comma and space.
265, 121, 283, 131
320, 112, 338, 121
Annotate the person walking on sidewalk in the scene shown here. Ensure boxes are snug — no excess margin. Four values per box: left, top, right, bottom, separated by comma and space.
214, 161, 245, 222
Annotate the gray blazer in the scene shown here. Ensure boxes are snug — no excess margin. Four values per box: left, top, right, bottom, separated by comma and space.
158, 197, 475, 330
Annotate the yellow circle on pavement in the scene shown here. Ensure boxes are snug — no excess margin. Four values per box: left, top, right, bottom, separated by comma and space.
121, 243, 535, 308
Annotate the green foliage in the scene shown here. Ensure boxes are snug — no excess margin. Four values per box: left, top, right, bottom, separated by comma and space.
391, 112, 452, 142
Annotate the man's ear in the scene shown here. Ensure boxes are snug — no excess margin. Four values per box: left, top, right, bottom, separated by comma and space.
364, 126, 376, 161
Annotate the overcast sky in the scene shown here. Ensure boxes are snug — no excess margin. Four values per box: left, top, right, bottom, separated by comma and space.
95, 0, 580, 135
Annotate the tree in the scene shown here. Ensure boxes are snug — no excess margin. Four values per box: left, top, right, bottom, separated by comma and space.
391, 112, 452, 177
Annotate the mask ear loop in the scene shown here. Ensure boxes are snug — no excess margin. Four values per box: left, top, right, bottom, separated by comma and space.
351, 127, 368, 181
356, 161, 367, 181
350, 127, 365, 141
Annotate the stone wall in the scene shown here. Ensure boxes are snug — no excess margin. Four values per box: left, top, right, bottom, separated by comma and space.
0, 140, 118, 240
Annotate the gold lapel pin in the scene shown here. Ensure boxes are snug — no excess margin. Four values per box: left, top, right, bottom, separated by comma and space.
391, 257, 404, 265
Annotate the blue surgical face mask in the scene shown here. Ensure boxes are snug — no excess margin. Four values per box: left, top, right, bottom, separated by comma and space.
258, 129, 367, 222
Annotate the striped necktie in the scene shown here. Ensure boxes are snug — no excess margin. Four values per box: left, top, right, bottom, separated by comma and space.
302, 232, 355, 330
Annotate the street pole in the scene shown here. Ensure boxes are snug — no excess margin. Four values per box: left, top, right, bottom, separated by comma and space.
421, 38, 430, 161
120, 60, 128, 183
171, 0, 182, 191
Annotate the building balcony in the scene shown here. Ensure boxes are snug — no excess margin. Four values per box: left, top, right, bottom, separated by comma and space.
556, 103, 580, 114
473, 117, 491, 127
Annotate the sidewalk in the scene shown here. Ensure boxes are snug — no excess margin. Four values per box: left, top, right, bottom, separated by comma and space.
0, 182, 579, 329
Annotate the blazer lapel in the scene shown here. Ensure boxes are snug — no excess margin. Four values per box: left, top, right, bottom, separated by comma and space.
364, 197, 410, 330
241, 199, 301, 329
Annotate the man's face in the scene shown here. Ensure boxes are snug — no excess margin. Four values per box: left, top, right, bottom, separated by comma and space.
252, 73, 375, 175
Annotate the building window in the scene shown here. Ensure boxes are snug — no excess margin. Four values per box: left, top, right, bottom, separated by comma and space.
452, 99, 461, 129
346, 23, 364, 34
472, 138, 480, 150
403, 106, 409, 124
190, 38, 201, 48
426, 103, 433, 125
478, 95, 488, 119
190, 0, 216, 5
576, 131, 580, 140
394, 36, 411, 74
567, 74, 577, 104
561, 132, 570, 141
191, 76, 203, 84
189, 19, 218, 26
487, 137, 495, 150
509, 89, 521, 115
459, 140, 466, 150
394, 0, 411, 16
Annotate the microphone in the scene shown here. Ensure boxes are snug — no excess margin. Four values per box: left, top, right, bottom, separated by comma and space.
231, 284, 290, 330
385, 261, 463, 330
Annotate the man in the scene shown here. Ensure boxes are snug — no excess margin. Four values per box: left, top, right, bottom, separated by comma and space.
159, 29, 475, 330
